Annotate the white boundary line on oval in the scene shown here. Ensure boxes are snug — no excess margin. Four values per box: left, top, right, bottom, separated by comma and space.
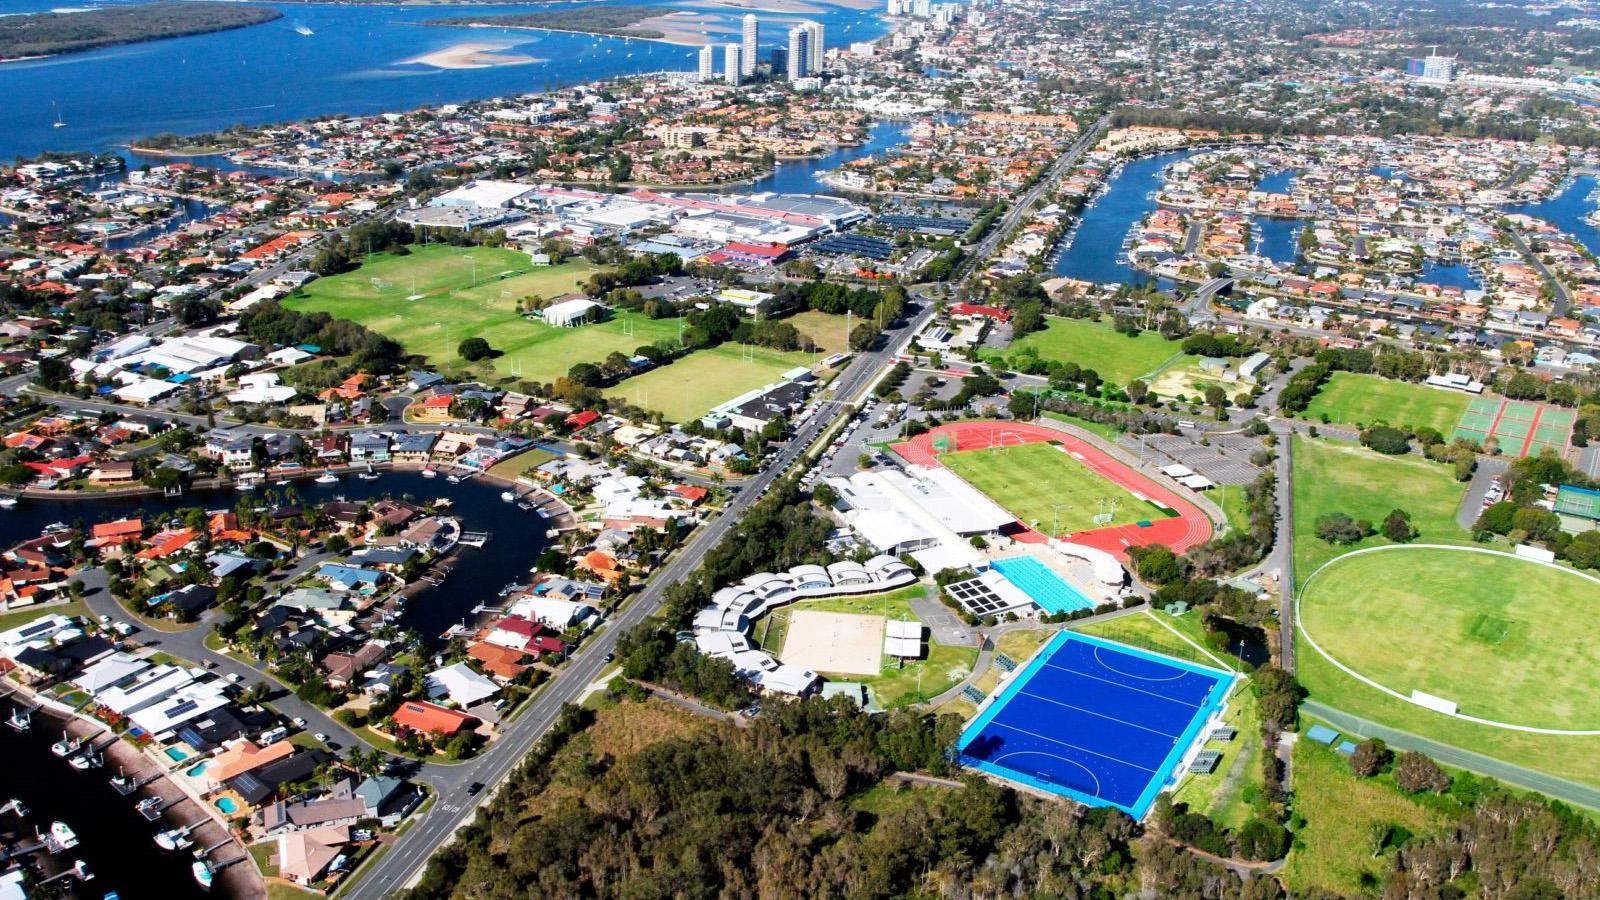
1297, 543, 1600, 736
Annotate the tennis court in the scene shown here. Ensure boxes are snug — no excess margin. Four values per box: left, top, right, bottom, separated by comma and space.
990, 557, 1096, 614
955, 632, 1234, 819
1450, 396, 1574, 457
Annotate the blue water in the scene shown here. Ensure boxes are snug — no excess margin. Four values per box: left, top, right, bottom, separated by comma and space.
956, 631, 1233, 819
1416, 260, 1480, 290
1507, 174, 1600, 260
1256, 169, 1292, 193
1370, 166, 1406, 182
741, 119, 909, 195
1052, 149, 1200, 285
989, 556, 1094, 613
1254, 217, 1299, 265
0, 0, 887, 161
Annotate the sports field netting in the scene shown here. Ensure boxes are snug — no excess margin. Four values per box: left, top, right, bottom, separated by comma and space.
956, 632, 1234, 819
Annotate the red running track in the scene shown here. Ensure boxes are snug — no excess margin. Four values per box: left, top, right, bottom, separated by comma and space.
891, 420, 1214, 560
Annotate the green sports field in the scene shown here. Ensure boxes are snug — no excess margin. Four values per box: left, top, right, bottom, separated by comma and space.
1290, 436, 1469, 579
602, 343, 818, 423
1301, 547, 1600, 729
939, 442, 1161, 535
1301, 372, 1471, 434
285, 245, 683, 382
981, 315, 1186, 385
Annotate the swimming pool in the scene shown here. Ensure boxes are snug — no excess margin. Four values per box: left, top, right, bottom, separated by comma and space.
214, 797, 239, 815
990, 557, 1095, 614
162, 747, 188, 762
185, 763, 207, 778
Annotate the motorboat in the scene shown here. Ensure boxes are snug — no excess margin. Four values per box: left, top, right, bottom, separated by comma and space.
68, 750, 102, 771
315, 471, 339, 485
51, 735, 82, 757
420, 467, 437, 479
358, 465, 380, 481
0, 497, 16, 509
50, 821, 79, 850
500, 491, 515, 503
191, 860, 213, 890
155, 824, 195, 851
274, 479, 291, 487
446, 474, 462, 484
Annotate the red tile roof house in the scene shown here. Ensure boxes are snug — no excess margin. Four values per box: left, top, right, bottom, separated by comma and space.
390, 700, 476, 737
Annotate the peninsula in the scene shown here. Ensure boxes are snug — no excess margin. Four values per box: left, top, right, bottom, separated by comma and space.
0, 2, 281, 62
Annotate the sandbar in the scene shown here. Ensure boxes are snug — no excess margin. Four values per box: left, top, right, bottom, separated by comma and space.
404, 41, 539, 69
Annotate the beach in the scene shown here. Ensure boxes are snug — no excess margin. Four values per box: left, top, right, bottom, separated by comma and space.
404, 41, 540, 70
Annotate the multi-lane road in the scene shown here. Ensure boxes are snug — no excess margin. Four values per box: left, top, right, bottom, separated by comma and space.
344, 295, 938, 898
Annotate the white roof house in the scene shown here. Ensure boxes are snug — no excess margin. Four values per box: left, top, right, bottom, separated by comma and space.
424, 662, 500, 707
128, 682, 230, 737
509, 595, 593, 630
0, 614, 82, 659
99, 665, 196, 716
71, 652, 151, 695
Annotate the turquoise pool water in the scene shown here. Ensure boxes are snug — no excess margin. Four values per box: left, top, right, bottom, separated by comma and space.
162, 747, 188, 762
185, 763, 207, 778
214, 797, 239, 815
991, 557, 1096, 614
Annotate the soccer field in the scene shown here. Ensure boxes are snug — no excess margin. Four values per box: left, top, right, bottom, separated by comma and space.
284, 246, 679, 382
1301, 372, 1471, 434
982, 315, 1187, 385
1300, 546, 1600, 730
940, 442, 1158, 535
602, 343, 817, 423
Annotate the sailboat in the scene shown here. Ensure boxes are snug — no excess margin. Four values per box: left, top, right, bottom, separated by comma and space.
294, 24, 315, 36
52, 102, 66, 129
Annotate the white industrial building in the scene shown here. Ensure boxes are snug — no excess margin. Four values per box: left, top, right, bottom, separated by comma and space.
432, 180, 541, 210
825, 467, 1014, 573
541, 297, 602, 327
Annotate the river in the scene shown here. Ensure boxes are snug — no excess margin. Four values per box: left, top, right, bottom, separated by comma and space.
0, 471, 546, 897
0, 0, 889, 162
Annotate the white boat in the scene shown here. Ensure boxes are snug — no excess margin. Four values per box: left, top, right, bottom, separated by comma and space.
358, 465, 380, 481
273, 479, 291, 487
43, 521, 67, 533
50, 821, 79, 850
68, 751, 101, 771
0, 498, 16, 509
294, 24, 314, 36
420, 467, 437, 479
191, 860, 213, 890
235, 481, 256, 492
315, 471, 339, 484
446, 474, 462, 484
51, 735, 82, 757
6, 708, 30, 732
155, 825, 194, 851
500, 491, 515, 503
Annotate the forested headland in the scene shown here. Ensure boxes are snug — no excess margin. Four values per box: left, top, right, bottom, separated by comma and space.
0, 3, 281, 62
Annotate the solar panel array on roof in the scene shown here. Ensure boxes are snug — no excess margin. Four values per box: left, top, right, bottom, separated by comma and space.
812, 234, 893, 260
876, 214, 968, 235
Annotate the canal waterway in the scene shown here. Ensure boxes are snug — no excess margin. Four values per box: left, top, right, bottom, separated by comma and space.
0, 0, 888, 162
0, 705, 213, 900
0, 471, 546, 897
1051, 149, 1201, 285
1507, 173, 1600, 261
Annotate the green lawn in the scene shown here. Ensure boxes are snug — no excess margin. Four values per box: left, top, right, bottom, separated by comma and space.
603, 344, 817, 423
753, 585, 978, 709
1290, 436, 1469, 581
0, 600, 85, 633
286, 246, 687, 383
1039, 409, 1124, 443
485, 447, 558, 482
1301, 372, 1471, 435
1215, 484, 1250, 534
1301, 547, 1600, 729
940, 442, 1165, 535
982, 315, 1186, 385
1279, 736, 1449, 896
786, 310, 854, 355
1073, 609, 1237, 672
1172, 687, 1264, 830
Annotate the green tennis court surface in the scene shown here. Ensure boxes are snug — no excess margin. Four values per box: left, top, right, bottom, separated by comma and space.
1451, 396, 1573, 457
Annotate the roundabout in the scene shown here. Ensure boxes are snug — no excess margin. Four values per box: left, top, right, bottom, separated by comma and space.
1297, 544, 1600, 735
